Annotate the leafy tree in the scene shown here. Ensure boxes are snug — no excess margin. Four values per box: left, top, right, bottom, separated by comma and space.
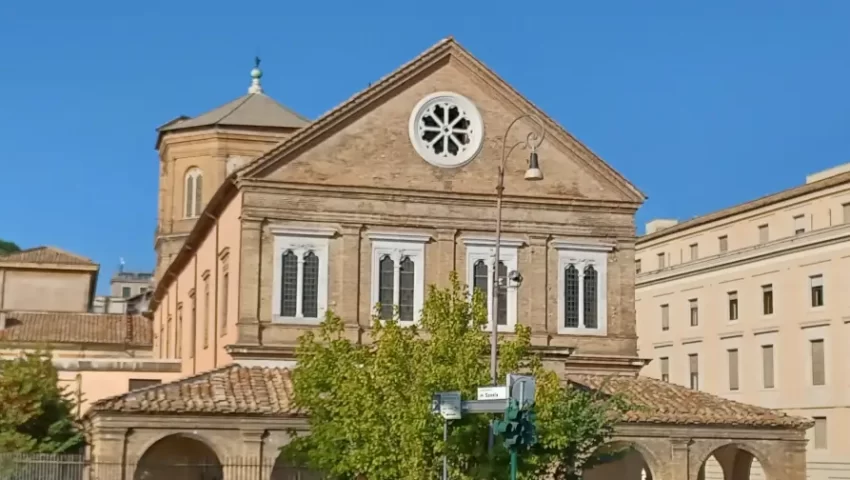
0, 240, 19, 256
0, 352, 84, 453
281, 272, 631, 480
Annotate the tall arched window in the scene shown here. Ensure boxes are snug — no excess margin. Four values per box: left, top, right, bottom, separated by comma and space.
184, 168, 203, 218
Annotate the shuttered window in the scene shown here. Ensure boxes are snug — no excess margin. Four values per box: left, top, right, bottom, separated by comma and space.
811, 339, 826, 386
661, 304, 669, 331
728, 349, 739, 391
814, 417, 828, 449
689, 354, 699, 390
762, 345, 775, 389
660, 357, 669, 382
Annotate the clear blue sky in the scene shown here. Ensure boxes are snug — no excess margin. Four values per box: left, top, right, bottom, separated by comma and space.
2, 1, 849, 295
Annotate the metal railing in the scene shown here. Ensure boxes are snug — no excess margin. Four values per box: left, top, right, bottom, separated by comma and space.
0, 453, 322, 480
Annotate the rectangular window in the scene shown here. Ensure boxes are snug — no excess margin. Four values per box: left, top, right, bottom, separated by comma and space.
689, 353, 699, 390
718, 235, 728, 253
661, 304, 669, 331
660, 357, 669, 382
689, 299, 699, 327
810, 274, 824, 307
843, 202, 850, 225
762, 284, 774, 315
689, 243, 699, 261
165, 315, 172, 359
814, 417, 828, 449
762, 345, 775, 389
758, 224, 769, 244
175, 304, 182, 358
728, 349, 739, 391
555, 243, 610, 335
128, 379, 162, 391
203, 276, 210, 349
189, 292, 196, 359
657, 252, 666, 269
140, 287, 148, 294
635, 259, 641, 275
794, 214, 806, 235
811, 339, 826, 386
273, 229, 333, 323
122, 286, 132, 298
466, 242, 519, 331
220, 271, 229, 336
728, 291, 738, 321
371, 233, 428, 324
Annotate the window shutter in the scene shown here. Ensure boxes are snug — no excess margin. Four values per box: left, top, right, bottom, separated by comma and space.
758, 224, 769, 243
811, 339, 826, 386
728, 349, 739, 391
689, 354, 698, 373
661, 304, 669, 330
814, 417, 828, 449
844, 203, 850, 224
762, 345, 775, 389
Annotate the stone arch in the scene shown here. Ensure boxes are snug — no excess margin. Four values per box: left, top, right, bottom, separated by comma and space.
582, 440, 659, 480
269, 455, 323, 480
133, 433, 223, 480
691, 441, 777, 480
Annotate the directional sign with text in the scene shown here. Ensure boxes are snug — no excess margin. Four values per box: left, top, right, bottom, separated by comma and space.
436, 391, 462, 420
477, 386, 508, 401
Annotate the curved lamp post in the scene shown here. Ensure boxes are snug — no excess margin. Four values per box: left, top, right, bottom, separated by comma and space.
488, 114, 546, 451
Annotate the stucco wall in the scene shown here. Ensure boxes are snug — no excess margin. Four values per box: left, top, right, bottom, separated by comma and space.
0, 268, 93, 312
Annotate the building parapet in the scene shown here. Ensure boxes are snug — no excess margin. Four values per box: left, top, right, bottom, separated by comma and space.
51, 358, 182, 373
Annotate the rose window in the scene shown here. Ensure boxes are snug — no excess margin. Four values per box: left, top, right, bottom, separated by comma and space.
408, 92, 484, 168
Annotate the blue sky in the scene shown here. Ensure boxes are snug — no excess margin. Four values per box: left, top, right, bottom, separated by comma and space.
2, 1, 849, 294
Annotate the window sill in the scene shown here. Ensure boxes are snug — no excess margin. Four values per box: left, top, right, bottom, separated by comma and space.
557, 327, 608, 337
272, 315, 322, 325
484, 325, 516, 333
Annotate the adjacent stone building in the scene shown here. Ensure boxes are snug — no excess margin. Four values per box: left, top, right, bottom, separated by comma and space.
636, 164, 850, 479
82, 38, 813, 479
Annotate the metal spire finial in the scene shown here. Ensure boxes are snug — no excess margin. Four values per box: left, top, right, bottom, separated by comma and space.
249, 57, 263, 94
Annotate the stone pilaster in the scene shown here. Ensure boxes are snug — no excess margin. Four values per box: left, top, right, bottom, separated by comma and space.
91, 427, 128, 480
670, 438, 691, 480
339, 224, 363, 326
526, 234, 549, 337
238, 219, 263, 344
434, 229, 458, 287
779, 439, 808, 480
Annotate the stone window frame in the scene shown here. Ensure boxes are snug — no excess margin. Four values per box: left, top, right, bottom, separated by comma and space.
271, 226, 335, 325
184, 167, 203, 219
462, 236, 523, 333
368, 232, 429, 325
554, 241, 613, 337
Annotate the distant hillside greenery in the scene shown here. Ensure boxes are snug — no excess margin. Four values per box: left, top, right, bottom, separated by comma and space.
0, 240, 20, 255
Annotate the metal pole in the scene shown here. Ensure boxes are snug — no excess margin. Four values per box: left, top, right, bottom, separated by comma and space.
488, 166, 505, 454
510, 451, 518, 480
443, 420, 448, 480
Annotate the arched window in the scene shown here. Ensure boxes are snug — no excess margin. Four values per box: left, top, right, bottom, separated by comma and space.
184, 168, 203, 218
378, 255, 395, 320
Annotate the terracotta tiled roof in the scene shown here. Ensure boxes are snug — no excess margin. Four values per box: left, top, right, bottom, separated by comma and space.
0, 311, 152, 346
568, 374, 813, 430
88, 365, 299, 416
0, 246, 96, 266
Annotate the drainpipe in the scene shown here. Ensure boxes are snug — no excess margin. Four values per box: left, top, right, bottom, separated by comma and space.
256, 218, 267, 346
192, 256, 198, 375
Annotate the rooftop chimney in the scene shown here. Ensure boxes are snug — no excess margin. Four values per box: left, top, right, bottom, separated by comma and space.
805, 162, 850, 184
645, 219, 679, 235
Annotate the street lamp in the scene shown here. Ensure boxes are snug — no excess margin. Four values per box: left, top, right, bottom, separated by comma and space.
488, 114, 546, 451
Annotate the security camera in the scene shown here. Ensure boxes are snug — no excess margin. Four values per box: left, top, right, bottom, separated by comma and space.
508, 270, 523, 285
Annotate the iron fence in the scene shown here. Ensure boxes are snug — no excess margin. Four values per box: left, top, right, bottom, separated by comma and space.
0, 453, 322, 480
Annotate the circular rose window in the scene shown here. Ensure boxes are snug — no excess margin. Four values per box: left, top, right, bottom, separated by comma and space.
408, 92, 484, 168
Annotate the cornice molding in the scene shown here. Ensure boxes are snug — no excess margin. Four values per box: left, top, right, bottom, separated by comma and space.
637, 224, 850, 287
366, 231, 432, 243
268, 225, 338, 238
461, 236, 525, 248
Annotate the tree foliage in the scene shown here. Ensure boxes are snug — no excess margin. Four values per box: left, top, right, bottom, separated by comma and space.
0, 240, 19, 256
281, 272, 631, 480
0, 352, 84, 453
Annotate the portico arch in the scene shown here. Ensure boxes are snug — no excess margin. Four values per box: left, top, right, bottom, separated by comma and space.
133, 433, 223, 480
582, 440, 658, 480
693, 442, 774, 480
269, 455, 323, 480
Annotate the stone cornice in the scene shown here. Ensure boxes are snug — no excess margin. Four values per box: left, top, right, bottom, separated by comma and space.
0, 262, 98, 273
637, 223, 850, 287
239, 180, 641, 212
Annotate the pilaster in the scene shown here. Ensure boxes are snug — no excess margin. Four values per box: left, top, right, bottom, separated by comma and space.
434, 228, 458, 287
526, 234, 549, 335
340, 224, 363, 326
670, 437, 691, 480
238, 219, 263, 344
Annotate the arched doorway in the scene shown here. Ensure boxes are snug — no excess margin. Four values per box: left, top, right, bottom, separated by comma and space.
698, 444, 768, 480
582, 442, 655, 480
133, 434, 223, 480
269, 455, 323, 480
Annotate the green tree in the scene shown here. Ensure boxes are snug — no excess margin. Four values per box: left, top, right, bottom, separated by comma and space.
0, 240, 20, 256
281, 273, 630, 480
0, 352, 84, 453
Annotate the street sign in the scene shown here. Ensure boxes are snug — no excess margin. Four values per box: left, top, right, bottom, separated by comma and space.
507, 374, 536, 405
477, 386, 508, 401
437, 391, 462, 420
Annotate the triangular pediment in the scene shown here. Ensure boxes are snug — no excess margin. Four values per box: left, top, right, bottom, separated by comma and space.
240, 38, 645, 204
